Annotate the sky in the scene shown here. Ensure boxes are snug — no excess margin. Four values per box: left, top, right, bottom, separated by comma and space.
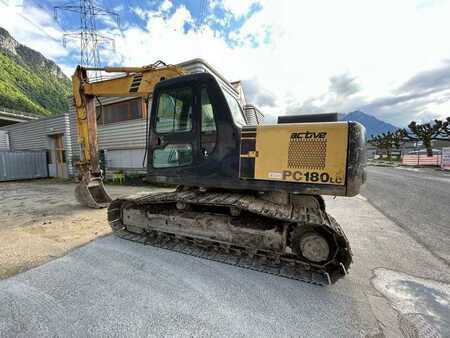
1, 0, 450, 126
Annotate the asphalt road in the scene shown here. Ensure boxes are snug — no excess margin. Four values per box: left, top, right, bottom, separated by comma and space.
361, 166, 450, 264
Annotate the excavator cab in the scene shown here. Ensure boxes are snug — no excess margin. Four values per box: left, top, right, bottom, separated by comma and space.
146, 72, 242, 186
146, 72, 366, 197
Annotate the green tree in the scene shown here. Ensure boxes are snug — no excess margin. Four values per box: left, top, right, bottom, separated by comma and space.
390, 129, 408, 150
403, 118, 449, 157
442, 117, 450, 137
368, 130, 406, 160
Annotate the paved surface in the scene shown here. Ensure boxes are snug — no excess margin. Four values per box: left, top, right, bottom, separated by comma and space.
361, 166, 450, 264
1, 183, 449, 337
0, 236, 374, 337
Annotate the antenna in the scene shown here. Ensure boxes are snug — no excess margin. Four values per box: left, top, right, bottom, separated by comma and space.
54, 0, 120, 74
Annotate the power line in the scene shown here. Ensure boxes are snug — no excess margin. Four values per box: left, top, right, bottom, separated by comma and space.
1, 1, 59, 42
199, 0, 208, 26
54, 0, 120, 71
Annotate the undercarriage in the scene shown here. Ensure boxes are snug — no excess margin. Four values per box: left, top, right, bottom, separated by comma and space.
107, 189, 352, 285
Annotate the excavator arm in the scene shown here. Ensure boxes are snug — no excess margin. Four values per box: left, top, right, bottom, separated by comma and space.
72, 61, 184, 208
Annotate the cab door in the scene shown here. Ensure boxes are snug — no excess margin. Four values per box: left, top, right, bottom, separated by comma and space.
148, 82, 200, 174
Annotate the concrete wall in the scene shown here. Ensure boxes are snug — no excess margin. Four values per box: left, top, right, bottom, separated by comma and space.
1, 114, 73, 177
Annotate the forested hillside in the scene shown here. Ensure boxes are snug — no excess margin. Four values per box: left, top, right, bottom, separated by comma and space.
0, 27, 71, 116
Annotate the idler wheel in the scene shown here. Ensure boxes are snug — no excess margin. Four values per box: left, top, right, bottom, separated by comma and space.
291, 227, 334, 264
299, 233, 330, 263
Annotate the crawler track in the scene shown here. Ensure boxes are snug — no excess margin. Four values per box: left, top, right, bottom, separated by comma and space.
108, 191, 352, 286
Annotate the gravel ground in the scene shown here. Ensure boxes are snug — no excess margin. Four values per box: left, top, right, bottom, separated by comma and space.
0, 179, 168, 279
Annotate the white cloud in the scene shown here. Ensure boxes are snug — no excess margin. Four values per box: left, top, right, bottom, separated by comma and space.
0, 2, 70, 59
3, 0, 450, 126
221, 0, 259, 17
108, 0, 450, 125
160, 0, 173, 12
131, 6, 147, 21
113, 4, 124, 12
59, 64, 76, 78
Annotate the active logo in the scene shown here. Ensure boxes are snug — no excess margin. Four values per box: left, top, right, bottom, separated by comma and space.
290, 131, 327, 139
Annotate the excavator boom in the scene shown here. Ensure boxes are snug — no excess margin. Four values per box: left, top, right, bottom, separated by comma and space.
72, 61, 184, 208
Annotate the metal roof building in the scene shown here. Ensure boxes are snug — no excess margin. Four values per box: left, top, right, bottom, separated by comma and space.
1, 114, 73, 178
0, 107, 40, 127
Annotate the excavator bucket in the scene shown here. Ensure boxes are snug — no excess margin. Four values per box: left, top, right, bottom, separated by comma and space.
75, 180, 112, 208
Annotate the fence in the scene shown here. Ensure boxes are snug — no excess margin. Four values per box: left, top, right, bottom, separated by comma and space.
0, 150, 48, 181
401, 154, 442, 166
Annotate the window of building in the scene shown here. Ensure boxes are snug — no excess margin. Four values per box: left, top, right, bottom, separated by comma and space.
99, 98, 143, 125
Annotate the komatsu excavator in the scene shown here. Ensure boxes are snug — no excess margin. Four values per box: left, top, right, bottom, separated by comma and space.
72, 60, 366, 285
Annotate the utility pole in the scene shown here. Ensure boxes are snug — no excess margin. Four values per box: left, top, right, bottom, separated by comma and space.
54, 0, 119, 75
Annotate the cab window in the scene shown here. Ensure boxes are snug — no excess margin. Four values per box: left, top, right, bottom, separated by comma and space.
201, 87, 216, 132
222, 89, 247, 126
155, 88, 192, 133
201, 86, 217, 156
153, 144, 193, 168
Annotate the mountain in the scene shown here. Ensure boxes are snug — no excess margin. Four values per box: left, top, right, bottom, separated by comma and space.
340, 110, 398, 137
0, 27, 71, 116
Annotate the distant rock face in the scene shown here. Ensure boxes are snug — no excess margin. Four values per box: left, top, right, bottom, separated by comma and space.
0, 27, 71, 116
0, 27, 18, 54
340, 110, 398, 137
0, 27, 68, 81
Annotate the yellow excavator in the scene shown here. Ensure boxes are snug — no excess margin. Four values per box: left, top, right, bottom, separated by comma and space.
72, 60, 366, 285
